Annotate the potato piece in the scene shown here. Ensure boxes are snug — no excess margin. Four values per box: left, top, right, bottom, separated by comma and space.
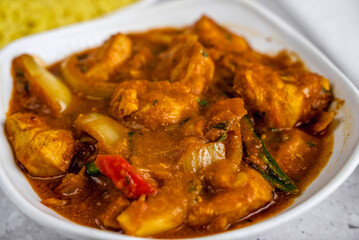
61, 33, 132, 99
74, 113, 130, 158
117, 176, 188, 237
99, 195, 129, 229
13, 54, 72, 116
5, 113, 75, 177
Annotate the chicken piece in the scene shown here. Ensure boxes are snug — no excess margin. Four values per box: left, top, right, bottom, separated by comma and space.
5, 113, 75, 177
191, 15, 250, 61
54, 167, 89, 197
203, 159, 248, 190
84, 33, 132, 81
110, 80, 199, 129
61, 33, 132, 99
99, 195, 129, 229
188, 167, 273, 230
154, 35, 215, 94
115, 47, 155, 80
117, 175, 189, 237
274, 129, 318, 179
311, 110, 335, 134
233, 63, 332, 128
204, 98, 247, 141
129, 28, 184, 47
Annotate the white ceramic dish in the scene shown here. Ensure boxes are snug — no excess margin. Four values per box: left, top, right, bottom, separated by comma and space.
1, 0, 359, 239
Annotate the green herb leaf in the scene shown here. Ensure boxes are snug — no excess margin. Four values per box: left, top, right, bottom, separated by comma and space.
242, 116, 299, 194
225, 33, 232, 41
188, 180, 197, 193
128, 132, 135, 136
307, 141, 315, 148
321, 87, 331, 93
153, 99, 158, 106
180, 117, 191, 125
202, 48, 209, 57
79, 65, 88, 73
85, 162, 100, 177
212, 122, 227, 130
269, 128, 280, 132
77, 53, 88, 61
219, 133, 227, 141
196, 98, 208, 106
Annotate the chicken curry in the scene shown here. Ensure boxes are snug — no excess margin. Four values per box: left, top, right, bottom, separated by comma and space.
5, 16, 334, 238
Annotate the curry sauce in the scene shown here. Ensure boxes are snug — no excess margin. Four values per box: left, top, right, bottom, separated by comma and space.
5, 15, 334, 238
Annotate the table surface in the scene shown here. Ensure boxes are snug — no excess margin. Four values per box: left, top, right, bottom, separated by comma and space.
1, 0, 359, 239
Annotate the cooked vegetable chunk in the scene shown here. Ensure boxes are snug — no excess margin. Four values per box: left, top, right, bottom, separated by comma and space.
5, 113, 75, 177
75, 113, 130, 158
188, 168, 273, 229
12, 54, 72, 116
99, 195, 129, 229
61, 33, 132, 99
234, 63, 332, 128
110, 80, 199, 129
180, 141, 226, 173
95, 155, 157, 199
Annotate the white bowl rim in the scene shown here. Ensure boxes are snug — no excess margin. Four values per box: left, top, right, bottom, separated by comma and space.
0, 0, 358, 239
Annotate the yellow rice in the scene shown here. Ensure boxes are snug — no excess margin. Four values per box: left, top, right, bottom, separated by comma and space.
0, 0, 137, 48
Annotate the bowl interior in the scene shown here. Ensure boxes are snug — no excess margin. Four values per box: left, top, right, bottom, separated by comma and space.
0, 0, 359, 239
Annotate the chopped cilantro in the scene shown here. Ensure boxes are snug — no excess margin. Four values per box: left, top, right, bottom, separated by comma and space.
219, 133, 227, 141
225, 33, 232, 41
212, 122, 227, 130
307, 141, 315, 148
321, 87, 331, 93
202, 48, 209, 57
79, 65, 88, 73
188, 180, 197, 193
196, 98, 208, 106
128, 132, 135, 136
153, 99, 158, 106
270, 128, 280, 132
76, 53, 88, 61
180, 117, 190, 125
85, 162, 100, 177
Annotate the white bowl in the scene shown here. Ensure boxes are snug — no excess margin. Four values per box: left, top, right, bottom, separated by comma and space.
1, 0, 359, 239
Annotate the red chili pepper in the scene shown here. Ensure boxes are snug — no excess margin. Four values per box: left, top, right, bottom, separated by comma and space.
95, 155, 157, 199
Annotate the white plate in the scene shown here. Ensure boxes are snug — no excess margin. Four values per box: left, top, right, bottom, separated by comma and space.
0, 0, 359, 239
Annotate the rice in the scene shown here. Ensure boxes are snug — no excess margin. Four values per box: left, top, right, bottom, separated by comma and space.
0, 0, 137, 48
